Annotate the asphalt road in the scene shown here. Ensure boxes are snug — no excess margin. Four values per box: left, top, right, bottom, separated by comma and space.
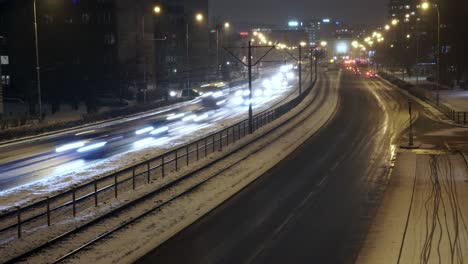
137, 71, 409, 264
0, 66, 301, 192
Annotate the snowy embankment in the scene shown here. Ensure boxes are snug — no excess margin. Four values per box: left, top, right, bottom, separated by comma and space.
0, 73, 303, 213
357, 152, 468, 264
50, 72, 341, 263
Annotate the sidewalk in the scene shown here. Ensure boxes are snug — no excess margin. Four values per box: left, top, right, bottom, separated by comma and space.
390, 72, 468, 112
356, 152, 468, 263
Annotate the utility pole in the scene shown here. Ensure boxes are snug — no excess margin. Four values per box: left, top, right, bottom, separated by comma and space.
310, 48, 314, 83
408, 100, 414, 146
224, 41, 276, 134
315, 50, 318, 80
248, 41, 253, 133
298, 45, 302, 95
436, 6, 441, 106
186, 23, 190, 93
33, 0, 42, 119
0, 51, 3, 117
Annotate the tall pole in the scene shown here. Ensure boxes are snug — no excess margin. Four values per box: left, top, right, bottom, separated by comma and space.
315, 50, 318, 80
298, 45, 302, 95
0, 55, 3, 116
310, 48, 313, 83
416, 31, 420, 85
216, 26, 219, 75
33, 0, 42, 119
408, 100, 414, 146
186, 23, 190, 93
142, 15, 147, 103
248, 41, 253, 134
436, 6, 441, 106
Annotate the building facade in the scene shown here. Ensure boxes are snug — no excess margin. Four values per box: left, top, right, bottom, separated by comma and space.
0, 0, 212, 116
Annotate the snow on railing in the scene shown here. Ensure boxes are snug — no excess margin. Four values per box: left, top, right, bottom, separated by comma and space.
0, 74, 318, 243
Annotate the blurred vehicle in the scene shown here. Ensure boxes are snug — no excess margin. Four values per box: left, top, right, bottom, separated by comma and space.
353, 68, 361, 75
365, 71, 378, 78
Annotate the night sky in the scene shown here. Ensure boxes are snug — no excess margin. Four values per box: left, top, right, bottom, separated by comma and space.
210, 0, 388, 26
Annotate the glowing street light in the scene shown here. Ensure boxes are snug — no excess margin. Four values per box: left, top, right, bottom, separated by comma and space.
300, 41, 307, 47
320, 41, 327, 47
224, 22, 230, 29
421, 2, 430, 10
153, 5, 162, 14
391, 19, 399, 26
195, 13, 204, 22
419, 1, 441, 105
385, 24, 390, 31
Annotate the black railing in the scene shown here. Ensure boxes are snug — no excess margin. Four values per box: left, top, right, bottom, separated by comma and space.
0, 73, 317, 242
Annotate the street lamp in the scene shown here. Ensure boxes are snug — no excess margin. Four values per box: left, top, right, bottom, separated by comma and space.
320, 41, 327, 47
153, 5, 161, 14
216, 21, 231, 76
185, 12, 205, 92
196, 13, 204, 22
420, 1, 441, 106
391, 19, 399, 26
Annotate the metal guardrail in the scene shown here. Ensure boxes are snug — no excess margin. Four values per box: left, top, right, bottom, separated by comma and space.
0, 75, 316, 242
378, 71, 468, 125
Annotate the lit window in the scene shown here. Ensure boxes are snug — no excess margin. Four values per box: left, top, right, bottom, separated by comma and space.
82, 13, 90, 24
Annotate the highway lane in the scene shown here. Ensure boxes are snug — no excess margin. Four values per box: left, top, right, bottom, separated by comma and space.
0, 65, 306, 193
137, 70, 409, 264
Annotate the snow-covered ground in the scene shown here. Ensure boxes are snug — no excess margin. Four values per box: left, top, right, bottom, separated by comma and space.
356, 151, 468, 264
381, 70, 468, 113
15, 71, 340, 264
0, 67, 309, 213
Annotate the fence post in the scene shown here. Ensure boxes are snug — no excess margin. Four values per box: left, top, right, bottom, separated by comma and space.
233, 126, 237, 143
46, 196, 51, 226
226, 129, 229, 146
132, 167, 136, 190
204, 139, 207, 157
147, 162, 151, 183
186, 146, 189, 166
212, 135, 215, 152
114, 174, 118, 198
196, 142, 199, 160
94, 180, 98, 207
464, 112, 466, 125
72, 188, 76, 217
219, 132, 223, 151
17, 207, 21, 238
162, 156, 165, 177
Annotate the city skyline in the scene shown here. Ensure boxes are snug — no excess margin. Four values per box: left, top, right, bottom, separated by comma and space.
210, 0, 389, 26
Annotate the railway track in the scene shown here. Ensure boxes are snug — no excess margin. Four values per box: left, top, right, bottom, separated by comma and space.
5, 72, 324, 264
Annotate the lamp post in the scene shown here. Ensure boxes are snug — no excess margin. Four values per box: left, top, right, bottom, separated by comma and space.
185, 12, 204, 94
216, 22, 230, 76
421, 1, 441, 106
33, 0, 42, 119
0, 36, 3, 116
